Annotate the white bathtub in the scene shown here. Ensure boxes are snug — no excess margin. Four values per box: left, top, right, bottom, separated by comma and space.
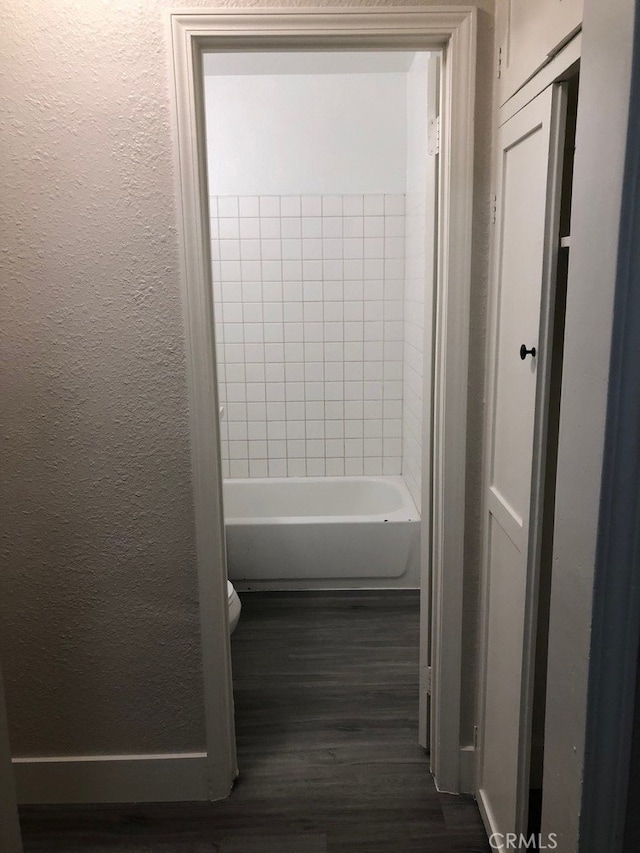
223, 476, 420, 590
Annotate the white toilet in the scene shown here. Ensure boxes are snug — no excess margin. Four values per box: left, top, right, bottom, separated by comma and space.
227, 580, 241, 634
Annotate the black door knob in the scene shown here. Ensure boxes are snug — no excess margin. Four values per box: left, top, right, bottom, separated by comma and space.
520, 344, 537, 360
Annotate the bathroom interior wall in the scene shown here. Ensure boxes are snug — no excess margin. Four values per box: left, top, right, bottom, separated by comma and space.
205, 52, 433, 483
402, 54, 432, 512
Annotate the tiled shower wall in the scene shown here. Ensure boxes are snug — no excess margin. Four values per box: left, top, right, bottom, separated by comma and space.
211, 193, 406, 478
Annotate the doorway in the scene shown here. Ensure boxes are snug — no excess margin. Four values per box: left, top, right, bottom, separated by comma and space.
168, 6, 476, 800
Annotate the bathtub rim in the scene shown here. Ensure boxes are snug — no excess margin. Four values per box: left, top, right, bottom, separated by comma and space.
222, 474, 420, 525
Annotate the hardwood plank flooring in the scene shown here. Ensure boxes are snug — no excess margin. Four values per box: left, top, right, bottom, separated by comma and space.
19, 591, 489, 852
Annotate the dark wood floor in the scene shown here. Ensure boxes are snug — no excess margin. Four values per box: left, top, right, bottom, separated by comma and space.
19, 591, 489, 852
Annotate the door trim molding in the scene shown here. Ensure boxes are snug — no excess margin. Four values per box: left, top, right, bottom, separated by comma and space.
168, 5, 476, 796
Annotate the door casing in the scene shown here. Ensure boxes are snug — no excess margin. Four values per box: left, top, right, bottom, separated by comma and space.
168, 5, 477, 798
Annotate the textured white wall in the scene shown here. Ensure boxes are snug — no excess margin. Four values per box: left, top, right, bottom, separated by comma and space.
0, 0, 493, 761
205, 71, 408, 195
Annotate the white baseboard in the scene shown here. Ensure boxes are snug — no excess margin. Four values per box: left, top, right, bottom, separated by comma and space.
458, 744, 475, 794
13, 752, 213, 804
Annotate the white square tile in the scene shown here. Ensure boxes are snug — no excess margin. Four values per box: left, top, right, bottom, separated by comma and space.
364, 437, 382, 456
230, 460, 249, 477
267, 402, 286, 421
302, 196, 322, 216
304, 321, 323, 342
324, 301, 343, 322
304, 342, 324, 361
306, 401, 324, 419
344, 302, 364, 322
324, 281, 343, 301
287, 439, 306, 457
384, 300, 404, 321
325, 438, 344, 458
262, 282, 283, 301
364, 419, 383, 438
364, 321, 383, 341
364, 194, 384, 215
285, 361, 304, 382
241, 282, 262, 302
219, 218, 240, 239
345, 400, 363, 419
306, 420, 325, 439
323, 260, 343, 281
385, 236, 405, 258
384, 258, 404, 279
226, 402, 247, 421
324, 322, 343, 342
344, 281, 364, 301
223, 302, 243, 323
266, 382, 285, 402
323, 239, 343, 260
249, 459, 269, 477
282, 240, 302, 261
302, 217, 322, 239
305, 382, 324, 401
245, 362, 265, 383
265, 362, 284, 382
263, 303, 283, 323
343, 195, 363, 216
383, 418, 403, 437
268, 439, 286, 459
343, 259, 364, 280
364, 301, 384, 322
322, 195, 342, 216
344, 322, 363, 342
324, 361, 343, 382
268, 459, 287, 477
246, 402, 266, 421
286, 402, 305, 420
285, 342, 304, 362
264, 343, 284, 362
384, 321, 404, 341
240, 260, 262, 281
284, 302, 303, 322
343, 238, 363, 260
345, 420, 363, 438
364, 457, 383, 475
384, 360, 404, 381
323, 217, 342, 238
382, 457, 402, 475
218, 196, 238, 217
248, 421, 267, 440
283, 321, 304, 343
305, 361, 324, 382
286, 382, 305, 401
325, 381, 343, 401
366, 279, 384, 300
364, 381, 383, 400
224, 344, 243, 363
325, 400, 343, 420
384, 437, 402, 456
384, 341, 403, 360
345, 362, 364, 381
306, 438, 325, 458
307, 458, 326, 476
246, 383, 266, 403
303, 238, 323, 260
261, 218, 281, 239
364, 217, 384, 238
220, 240, 241, 261
343, 216, 363, 238
248, 439, 267, 459
239, 196, 259, 217
326, 458, 345, 476
229, 439, 247, 459
364, 237, 384, 259
287, 420, 305, 439
260, 196, 280, 217
345, 438, 363, 457
283, 281, 303, 301
345, 457, 364, 475
364, 258, 384, 278
224, 324, 244, 344
281, 218, 301, 239
344, 381, 363, 401
261, 239, 281, 261
281, 196, 301, 217
325, 421, 344, 439
324, 342, 344, 362
264, 323, 283, 344
228, 420, 248, 440
288, 458, 307, 477
303, 261, 323, 281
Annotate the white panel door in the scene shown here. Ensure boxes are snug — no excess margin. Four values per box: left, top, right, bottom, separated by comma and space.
477, 85, 567, 844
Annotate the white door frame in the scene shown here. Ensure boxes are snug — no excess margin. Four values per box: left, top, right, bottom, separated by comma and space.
168, 5, 476, 798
